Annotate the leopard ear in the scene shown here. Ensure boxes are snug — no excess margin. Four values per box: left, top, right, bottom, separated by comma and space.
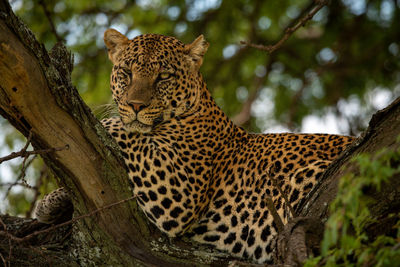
184, 35, 209, 70
104, 29, 129, 64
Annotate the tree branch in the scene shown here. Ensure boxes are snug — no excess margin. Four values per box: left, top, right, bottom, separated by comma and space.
298, 97, 400, 219
241, 0, 328, 54
232, 57, 274, 127
4, 156, 36, 198
38, 0, 64, 42
0, 146, 67, 164
265, 197, 284, 233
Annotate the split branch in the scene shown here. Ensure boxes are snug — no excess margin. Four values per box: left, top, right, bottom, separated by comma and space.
241, 0, 328, 54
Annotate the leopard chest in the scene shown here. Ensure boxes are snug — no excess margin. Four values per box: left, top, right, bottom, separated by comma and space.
118, 134, 214, 235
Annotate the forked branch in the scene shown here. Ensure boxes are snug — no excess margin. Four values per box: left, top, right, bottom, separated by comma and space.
241, 0, 328, 54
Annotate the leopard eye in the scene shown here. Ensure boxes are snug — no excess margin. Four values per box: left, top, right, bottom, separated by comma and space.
158, 72, 171, 80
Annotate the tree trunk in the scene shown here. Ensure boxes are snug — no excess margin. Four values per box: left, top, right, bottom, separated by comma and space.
0, 0, 399, 266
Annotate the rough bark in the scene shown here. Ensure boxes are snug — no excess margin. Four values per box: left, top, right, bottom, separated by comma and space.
0, 214, 78, 267
0, 0, 399, 266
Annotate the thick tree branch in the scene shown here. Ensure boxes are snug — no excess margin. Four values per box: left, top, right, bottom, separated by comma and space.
298, 97, 400, 219
271, 97, 400, 266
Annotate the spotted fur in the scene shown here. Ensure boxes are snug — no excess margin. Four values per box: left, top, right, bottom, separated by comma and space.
100, 29, 355, 263
35, 188, 73, 224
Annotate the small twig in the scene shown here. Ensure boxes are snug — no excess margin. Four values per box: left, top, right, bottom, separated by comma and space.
392, 242, 400, 251
0, 132, 31, 164
19, 154, 36, 185
266, 197, 284, 234
271, 177, 297, 218
233, 57, 274, 126
287, 81, 308, 131
241, 0, 328, 54
0, 250, 6, 267
0, 145, 68, 164
31, 245, 55, 266
38, 0, 64, 42
26, 165, 46, 218
0, 195, 139, 243
0, 217, 16, 244
267, 164, 298, 219
14, 155, 36, 188
1, 132, 38, 197
0, 216, 7, 231
58, 228, 73, 244
0, 182, 37, 188
4, 156, 39, 199
22, 131, 33, 152
0, 217, 12, 267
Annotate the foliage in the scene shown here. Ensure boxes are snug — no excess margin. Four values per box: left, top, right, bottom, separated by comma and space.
305, 144, 400, 267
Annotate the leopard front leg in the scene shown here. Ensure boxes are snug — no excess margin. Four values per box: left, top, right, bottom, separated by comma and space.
101, 117, 207, 237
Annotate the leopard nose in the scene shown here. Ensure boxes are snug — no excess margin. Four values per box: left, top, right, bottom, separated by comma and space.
128, 101, 147, 112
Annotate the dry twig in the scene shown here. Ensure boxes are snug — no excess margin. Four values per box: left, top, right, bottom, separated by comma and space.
0, 131, 32, 162
0, 132, 67, 200
0, 217, 12, 267
0, 132, 32, 164
38, 0, 64, 42
0, 250, 6, 267
287, 81, 308, 131
241, 0, 328, 54
0, 182, 35, 188
270, 177, 297, 218
265, 197, 284, 233
3, 156, 37, 199
232, 58, 274, 127
0, 146, 68, 164
26, 165, 47, 218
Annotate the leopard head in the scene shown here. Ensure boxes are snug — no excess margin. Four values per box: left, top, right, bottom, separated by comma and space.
104, 29, 209, 133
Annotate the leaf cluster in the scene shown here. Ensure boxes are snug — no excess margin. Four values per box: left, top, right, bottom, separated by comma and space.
305, 143, 400, 266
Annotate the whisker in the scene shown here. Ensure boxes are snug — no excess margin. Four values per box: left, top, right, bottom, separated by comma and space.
93, 103, 119, 119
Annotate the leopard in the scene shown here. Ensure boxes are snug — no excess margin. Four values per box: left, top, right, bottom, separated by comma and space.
36, 29, 354, 264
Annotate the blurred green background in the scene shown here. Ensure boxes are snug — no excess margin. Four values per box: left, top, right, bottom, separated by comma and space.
0, 0, 399, 216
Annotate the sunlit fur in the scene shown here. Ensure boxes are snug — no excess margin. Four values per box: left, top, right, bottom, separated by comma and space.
101, 30, 355, 263
104, 30, 206, 134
